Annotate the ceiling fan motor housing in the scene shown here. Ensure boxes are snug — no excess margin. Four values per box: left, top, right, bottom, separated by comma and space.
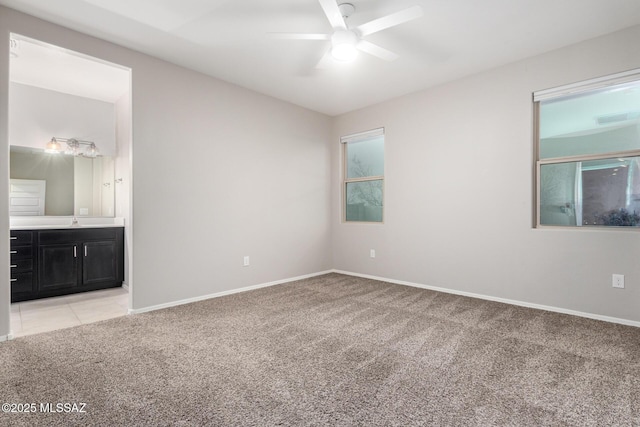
338, 3, 355, 19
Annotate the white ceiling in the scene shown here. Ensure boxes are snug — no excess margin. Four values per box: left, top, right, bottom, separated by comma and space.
10, 35, 130, 103
2, 0, 640, 116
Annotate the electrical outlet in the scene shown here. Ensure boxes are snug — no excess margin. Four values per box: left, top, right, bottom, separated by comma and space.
370, 249, 375, 258
612, 274, 624, 289
243, 256, 250, 267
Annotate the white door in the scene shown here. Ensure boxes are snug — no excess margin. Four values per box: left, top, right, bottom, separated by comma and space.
10, 179, 46, 216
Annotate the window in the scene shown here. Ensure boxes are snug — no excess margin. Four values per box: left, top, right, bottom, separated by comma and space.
534, 70, 640, 228
342, 128, 384, 222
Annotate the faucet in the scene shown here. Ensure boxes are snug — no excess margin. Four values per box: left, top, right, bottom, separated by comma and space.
71, 216, 79, 227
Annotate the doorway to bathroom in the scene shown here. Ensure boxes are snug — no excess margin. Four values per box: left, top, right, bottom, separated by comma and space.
8, 34, 132, 337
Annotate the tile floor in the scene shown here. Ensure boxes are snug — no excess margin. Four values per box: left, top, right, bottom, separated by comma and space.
10, 287, 129, 338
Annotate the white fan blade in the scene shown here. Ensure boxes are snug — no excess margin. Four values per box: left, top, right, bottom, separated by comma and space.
357, 40, 399, 61
269, 33, 330, 40
356, 5, 423, 36
318, 0, 346, 29
315, 51, 335, 69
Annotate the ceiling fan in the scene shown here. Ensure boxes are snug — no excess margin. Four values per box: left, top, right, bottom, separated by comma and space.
271, 0, 423, 68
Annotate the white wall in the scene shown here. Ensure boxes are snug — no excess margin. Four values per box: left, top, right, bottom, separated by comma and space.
0, 6, 332, 337
9, 82, 116, 156
331, 25, 640, 323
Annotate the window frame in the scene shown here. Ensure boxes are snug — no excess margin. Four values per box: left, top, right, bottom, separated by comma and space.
533, 69, 640, 229
341, 128, 385, 224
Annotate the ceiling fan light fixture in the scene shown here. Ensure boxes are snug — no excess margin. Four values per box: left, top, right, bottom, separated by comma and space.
331, 43, 358, 62
330, 30, 358, 62
272, 1, 422, 68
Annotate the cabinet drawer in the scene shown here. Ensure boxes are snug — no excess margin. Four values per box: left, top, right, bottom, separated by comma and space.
11, 272, 34, 294
39, 228, 118, 244
10, 245, 33, 260
10, 258, 33, 273
10, 230, 34, 247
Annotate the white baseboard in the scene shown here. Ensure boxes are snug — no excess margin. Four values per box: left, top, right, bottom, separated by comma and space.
332, 269, 640, 328
128, 270, 334, 315
0, 333, 12, 342
122, 283, 129, 291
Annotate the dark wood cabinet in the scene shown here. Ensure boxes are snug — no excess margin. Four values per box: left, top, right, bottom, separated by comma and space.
82, 241, 118, 285
39, 244, 80, 291
10, 227, 124, 302
10, 230, 36, 301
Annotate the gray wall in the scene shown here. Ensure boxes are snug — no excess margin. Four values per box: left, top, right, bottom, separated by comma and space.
9, 82, 116, 156
0, 10, 9, 340
331, 25, 640, 323
0, 6, 333, 337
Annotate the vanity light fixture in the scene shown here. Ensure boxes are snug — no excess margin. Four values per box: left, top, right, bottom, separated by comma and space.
45, 137, 63, 154
45, 137, 101, 158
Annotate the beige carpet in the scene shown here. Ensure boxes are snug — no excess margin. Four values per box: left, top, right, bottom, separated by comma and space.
1, 273, 640, 426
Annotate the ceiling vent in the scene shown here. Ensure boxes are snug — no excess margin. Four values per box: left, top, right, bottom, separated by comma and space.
596, 111, 640, 125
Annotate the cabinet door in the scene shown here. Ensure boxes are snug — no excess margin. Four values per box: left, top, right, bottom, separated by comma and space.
11, 272, 35, 301
39, 244, 79, 290
82, 241, 117, 285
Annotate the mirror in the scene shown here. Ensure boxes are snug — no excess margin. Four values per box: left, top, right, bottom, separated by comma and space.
10, 146, 115, 217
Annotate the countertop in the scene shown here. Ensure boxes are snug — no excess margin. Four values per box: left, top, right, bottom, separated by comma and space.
10, 217, 125, 230
11, 224, 124, 230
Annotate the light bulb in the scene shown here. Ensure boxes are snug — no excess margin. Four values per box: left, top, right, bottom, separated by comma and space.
331, 44, 358, 62
86, 143, 100, 158
66, 139, 80, 156
45, 138, 62, 154
330, 30, 359, 62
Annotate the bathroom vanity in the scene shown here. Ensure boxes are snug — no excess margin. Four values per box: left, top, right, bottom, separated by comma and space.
10, 225, 124, 302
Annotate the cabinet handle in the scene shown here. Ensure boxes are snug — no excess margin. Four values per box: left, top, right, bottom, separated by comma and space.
10, 237, 17, 240
10, 265, 17, 268
74, 246, 77, 258
84, 246, 88, 257
10, 250, 17, 254
10, 279, 17, 282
